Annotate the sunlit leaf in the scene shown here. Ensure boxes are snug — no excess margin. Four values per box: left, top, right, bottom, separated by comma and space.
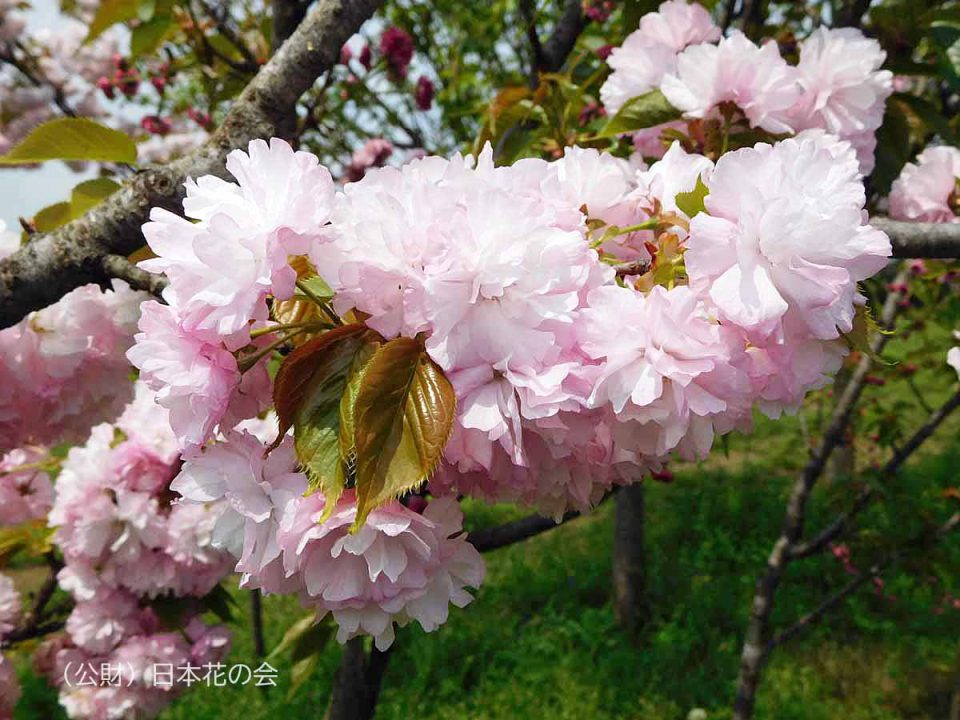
86, 0, 140, 42
596, 90, 681, 139
273, 324, 379, 508
0, 118, 137, 165
33, 202, 72, 233
674, 175, 709, 219
352, 337, 456, 530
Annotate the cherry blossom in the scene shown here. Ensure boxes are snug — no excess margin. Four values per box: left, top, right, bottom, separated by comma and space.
889, 145, 960, 224
277, 491, 484, 650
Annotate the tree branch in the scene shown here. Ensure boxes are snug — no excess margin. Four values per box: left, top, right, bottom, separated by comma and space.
468, 509, 582, 553
771, 512, 960, 649
732, 269, 907, 720
101, 255, 167, 298
0, 0, 384, 331
541, 0, 584, 72
467, 490, 615, 553
325, 637, 393, 720
790, 386, 960, 560
875, 217, 960, 259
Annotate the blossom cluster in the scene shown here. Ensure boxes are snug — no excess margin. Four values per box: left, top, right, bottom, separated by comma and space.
129, 110, 889, 645
889, 145, 960, 224
43, 383, 234, 719
0, 245, 145, 451
0, 224, 145, 455
602, 0, 892, 172
0, 573, 22, 717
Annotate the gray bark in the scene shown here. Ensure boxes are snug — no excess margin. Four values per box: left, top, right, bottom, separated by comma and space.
612, 482, 648, 639
0, 0, 384, 330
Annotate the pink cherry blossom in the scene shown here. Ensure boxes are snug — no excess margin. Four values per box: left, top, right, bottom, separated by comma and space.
0, 447, 54, 525
789, 27, 893, 173
0, 653, 19, 719
600, 0, 720, 114
171, 430, 307, 594
277, 491, 484, 650
127, 301, 269, 450
0, 280, 144, 452
889, 145, 960, 224
140, 138, 335, 350
661, 32, 801, 134
685, 131, 890, 341
0, 574, 20, 638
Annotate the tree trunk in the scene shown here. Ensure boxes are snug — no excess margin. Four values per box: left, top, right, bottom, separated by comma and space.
613, 482, 648, 639
324, 637, 392, 720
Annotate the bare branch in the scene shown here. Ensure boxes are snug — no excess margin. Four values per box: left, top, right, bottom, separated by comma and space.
790, 386, 960, 560
101, 255, 167, 298
0, 0, 384, 331
772, 512, 960, 649
468, 510, 582, 553
875, 217, 960, 259
732, 269, 908, 720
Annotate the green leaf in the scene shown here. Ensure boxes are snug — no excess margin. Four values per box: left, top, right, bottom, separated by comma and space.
273, 325, 379, 508
132, 15, 174, 56
33, 202, 73, 233
842, 302, 892, 364
871, 100, 912, 196
30, 178, 121, 233
931, 20, 960, 92
596, 90, 681, 139
0, 118, 137, 165
352, 337, 456, 530
273, 614, 333, 699
71, 178, 122, 214
674, 175, 709, 219
86, 0, 140, 42
294, 275, 335, 304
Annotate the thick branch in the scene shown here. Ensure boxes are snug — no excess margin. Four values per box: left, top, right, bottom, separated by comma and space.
542, 0, 584, 72
101, 255, 167, 298
875, 217, 960, 259
468, 510, 582, 553
0, 0, 384, 330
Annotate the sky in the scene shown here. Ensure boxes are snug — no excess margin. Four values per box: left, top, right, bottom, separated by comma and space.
1, 0, 99, 232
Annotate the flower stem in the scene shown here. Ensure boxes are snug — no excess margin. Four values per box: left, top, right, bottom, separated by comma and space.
295, 279, 342, 326
238, 328, 308, 373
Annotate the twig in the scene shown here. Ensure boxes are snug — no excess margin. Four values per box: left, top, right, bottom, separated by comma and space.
101, 255, 167, 298
789, 386, 960, 559
772, 512, 960, 649
468, 490, 615, 553
250, 588, 266, 658
1, 41, 76, 118
195, 0, 260, 69
731, 268, 908, 720
468, 510, 582, 553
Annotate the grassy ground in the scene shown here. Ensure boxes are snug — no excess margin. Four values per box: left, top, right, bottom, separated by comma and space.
14, 352, 960, 719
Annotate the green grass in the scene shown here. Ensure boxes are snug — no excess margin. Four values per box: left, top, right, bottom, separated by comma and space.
13, 319, 960, 719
